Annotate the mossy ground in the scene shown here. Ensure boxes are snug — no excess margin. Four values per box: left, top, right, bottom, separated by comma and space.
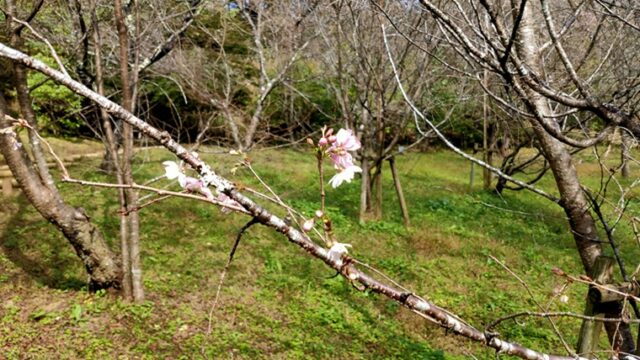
0, 141, 638, 359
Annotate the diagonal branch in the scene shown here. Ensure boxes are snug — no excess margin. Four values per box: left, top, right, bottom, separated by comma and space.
0, 41, 587, 360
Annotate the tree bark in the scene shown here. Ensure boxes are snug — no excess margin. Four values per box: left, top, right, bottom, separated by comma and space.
6, 1, 56, 193
0, 95, 121, 289
621, 129, 632, 178
370, 163, 383, 220
359, 157, 370, 223
115, 0, 143, 302
515, 3, 633, 353
93, 6, 131, 297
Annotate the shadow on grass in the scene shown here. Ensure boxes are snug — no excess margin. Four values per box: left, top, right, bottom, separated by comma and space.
0, 195, 86, 290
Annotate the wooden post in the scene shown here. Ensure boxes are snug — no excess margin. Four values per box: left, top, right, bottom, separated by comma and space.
388, 156, 410, 228
359, 157, 370, 224
576, 256, 615, 358
2, 177, 12, 196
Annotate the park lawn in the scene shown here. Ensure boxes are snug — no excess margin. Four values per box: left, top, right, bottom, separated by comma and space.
0, 142, 638, 359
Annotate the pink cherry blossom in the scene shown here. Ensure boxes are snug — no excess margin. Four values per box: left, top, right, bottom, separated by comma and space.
182, 176, 215, 201
327, 129, 360, 170
216, 193, 242, 214
321, 128, 363, 188
332, 129, 361, 152
163, 161, 214, 201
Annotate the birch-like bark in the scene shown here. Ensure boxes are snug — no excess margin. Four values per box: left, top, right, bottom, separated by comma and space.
621, 129, 633, 178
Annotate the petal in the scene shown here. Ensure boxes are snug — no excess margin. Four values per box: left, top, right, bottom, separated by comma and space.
346, 137, 361, 152
332, 153, 354, 170
328, 172, 346, 188
347, 165, 362, 174
335, 129, 350, 145
162, 161, 182, 180
200, 187, 215, 201
327, 242, 352, 262
177, 174, 187, 188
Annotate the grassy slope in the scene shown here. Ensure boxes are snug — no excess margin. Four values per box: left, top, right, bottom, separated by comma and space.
0, 143, 638, 359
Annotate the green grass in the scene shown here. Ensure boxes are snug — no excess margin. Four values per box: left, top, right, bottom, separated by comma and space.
0, 144, 638, 358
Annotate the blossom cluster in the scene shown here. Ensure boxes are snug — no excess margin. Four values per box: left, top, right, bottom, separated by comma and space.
162, 160, 240, 213
319, 128, 362, 188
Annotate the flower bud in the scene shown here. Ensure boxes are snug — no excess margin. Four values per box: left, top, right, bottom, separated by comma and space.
559, 295, 569, 303
318, 137, 328, 147
302, 218, 315, 232
315, 210, 324, 218
327, 135, 337, 143
325, 128, 334, 136
306, 138, 314, 146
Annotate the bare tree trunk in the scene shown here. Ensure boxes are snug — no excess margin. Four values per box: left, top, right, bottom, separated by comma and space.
6, 1, 55, 194
0, 95, 121, 289
92, 6, 131, 298
359, 157, 370, 223
1, 5, 120, 290
482, 69, 492, 190
371, 163, 383, 220
517, 3, 602, 274
115, 0, 143, 302
516, 4, 632, 352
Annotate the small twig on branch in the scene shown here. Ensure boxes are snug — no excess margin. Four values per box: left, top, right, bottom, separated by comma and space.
4, 114, 69, 178
487, 311, 640, 332
10, 18, 69, 77
489, 255, 574, 355
203, 217, 259, 357
62, 177, 249, 214
552, 268, 640, 303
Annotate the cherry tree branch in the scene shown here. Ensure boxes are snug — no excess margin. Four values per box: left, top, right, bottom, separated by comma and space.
0, 41, 587, 360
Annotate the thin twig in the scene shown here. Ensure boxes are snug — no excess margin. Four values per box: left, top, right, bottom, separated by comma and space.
489, 255, 574, 355
62, 177, 249, 214
488, 311, 640, 331
202, 218, 259, 358
10, 18, 69, 76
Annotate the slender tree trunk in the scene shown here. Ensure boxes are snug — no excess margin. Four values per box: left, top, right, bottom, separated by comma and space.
359, 157, 370, 223
371, 163, 383, 220
517, 4, 602, 273
516, 4, 633, 353
0, 95, 121, 289
621, 129, 632, 178
5, 1, 56, 193
482, 69, 492, 190
93, 7, 131, 298
115, 0, 143, 302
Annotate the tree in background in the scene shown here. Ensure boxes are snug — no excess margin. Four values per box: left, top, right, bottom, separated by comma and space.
379, 0, 640, 352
